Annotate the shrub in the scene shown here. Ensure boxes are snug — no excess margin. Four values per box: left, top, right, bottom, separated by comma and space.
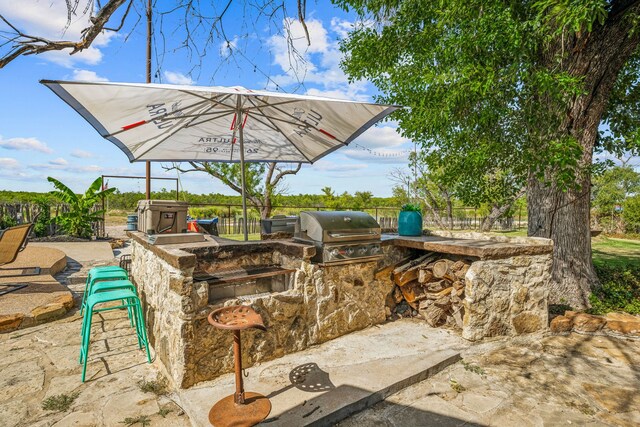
0, 214, 17, 229
48, 176, 115, 238
33, 197, 51, 237
401, 203, 421, 212
589, 264, 640, 315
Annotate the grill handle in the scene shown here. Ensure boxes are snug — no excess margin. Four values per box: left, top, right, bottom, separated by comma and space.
327, 231, 378, 239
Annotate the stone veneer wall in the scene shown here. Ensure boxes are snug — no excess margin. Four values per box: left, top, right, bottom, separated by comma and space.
131, 232, 552, 387
130, 238, 400, 388
425, 231, 553, 341
463, 253, 552, 341
130, 241, 196, 387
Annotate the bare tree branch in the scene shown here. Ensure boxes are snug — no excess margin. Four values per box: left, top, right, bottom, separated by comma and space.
0, 0, 129, 68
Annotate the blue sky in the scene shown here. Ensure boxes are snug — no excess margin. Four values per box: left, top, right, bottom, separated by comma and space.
0, 1, 413, 196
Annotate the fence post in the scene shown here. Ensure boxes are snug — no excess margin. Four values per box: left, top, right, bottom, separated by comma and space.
228, 205, 231, 235
518, 207, 522, 230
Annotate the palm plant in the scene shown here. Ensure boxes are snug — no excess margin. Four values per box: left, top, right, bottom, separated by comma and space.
47, 177, 116, 238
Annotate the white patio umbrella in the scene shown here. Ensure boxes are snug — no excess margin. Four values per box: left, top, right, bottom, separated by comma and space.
40, 80, 399, 240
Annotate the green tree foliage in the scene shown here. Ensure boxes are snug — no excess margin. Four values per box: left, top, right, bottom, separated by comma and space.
33, 196, 51, 237
592, 165, 640, 208
623, 195, 640, 233
590, 265, 640, 315
47, 177, 116, 238
170, 162, 302, 219
335, 0, 640, 308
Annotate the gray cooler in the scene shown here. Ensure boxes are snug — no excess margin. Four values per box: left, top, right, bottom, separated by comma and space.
137, 200, 188, 235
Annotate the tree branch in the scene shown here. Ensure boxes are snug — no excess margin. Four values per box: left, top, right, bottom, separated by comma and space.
0, 0, 129, 68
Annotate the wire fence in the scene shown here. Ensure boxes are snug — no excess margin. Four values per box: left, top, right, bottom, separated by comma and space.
186, 204, 528, 235
0, 202, 528, 237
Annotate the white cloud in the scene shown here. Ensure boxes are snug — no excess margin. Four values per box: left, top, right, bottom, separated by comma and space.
0, 157, 20, 169
268, 18, 329, 77
71, 149, 94, 158
220, 36, 239, 57
311, 159, 367, 172
0, 158, 35, 181
30, 161, 102, 173
341, 147, 410, 164
338, 126, 413, 164
355, 126, 409, 148
163, 71, 194, 85
49, 157, 68, 166
265, 17, 371, 101
0, 135, 53, 153
72, 69, 109, 82
0, 0, 115, 68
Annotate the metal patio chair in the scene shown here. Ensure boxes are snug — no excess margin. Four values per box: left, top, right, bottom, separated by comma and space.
0, 223, 41, 295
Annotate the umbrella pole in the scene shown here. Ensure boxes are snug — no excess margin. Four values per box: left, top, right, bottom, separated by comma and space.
237, 103, 249, 242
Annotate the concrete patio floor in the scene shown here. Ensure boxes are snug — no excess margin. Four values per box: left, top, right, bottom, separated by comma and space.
1, 307, 639, 426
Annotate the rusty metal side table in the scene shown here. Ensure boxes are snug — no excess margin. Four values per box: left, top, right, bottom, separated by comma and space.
207, 305, 271, 427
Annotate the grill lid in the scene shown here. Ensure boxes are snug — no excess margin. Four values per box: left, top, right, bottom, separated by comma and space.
296, 211, 381, 243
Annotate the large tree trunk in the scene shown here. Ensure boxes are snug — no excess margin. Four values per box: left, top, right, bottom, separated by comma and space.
528, 175, 596, 308
529, 6, 640, 309
481, 188, 525, 232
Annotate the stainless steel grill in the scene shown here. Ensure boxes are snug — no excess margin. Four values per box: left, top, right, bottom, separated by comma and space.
294, 211, 382, 264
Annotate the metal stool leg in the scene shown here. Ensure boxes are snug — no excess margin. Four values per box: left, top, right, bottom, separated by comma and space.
208, 306, 271, 427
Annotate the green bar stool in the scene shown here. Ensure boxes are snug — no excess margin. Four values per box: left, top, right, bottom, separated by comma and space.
88, 265, 127, 277
80, 288, 151, 382
84, 279, 138, 327
81, 269, 129, 315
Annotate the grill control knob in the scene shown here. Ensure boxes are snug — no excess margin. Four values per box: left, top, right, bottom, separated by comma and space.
346, 247, 355, 256
358, 247, 368, 255
370, 246, 381, 255
343, 216, 352, 222
330, 249, 340, 259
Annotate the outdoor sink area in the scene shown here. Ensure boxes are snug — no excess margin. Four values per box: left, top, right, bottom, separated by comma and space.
128, 230, 554, 389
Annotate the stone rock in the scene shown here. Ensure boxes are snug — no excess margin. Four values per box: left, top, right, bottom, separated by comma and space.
605, 312, 639, 322
583, 382, 640, 413
0, 360, 44, 400
101, 389, 159, 427
549, 315, 573, 333
549, 316, 573, 334
572, 313, 606, 333
0, 400, 28, 427
0, 313, 24, 332
605, 319, 640, 336
31, 303, 67, 322
512, 312, 542, 334
52, 293, 75, 309
52, 411, 98, 427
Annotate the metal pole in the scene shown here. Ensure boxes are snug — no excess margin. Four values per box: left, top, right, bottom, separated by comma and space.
233, 330, 245, 404
237, 96, 249, 241
145, 0, 152, 200
101, 174, 106, 238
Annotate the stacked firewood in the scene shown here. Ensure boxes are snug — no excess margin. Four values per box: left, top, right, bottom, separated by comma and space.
386, 253, 471, 328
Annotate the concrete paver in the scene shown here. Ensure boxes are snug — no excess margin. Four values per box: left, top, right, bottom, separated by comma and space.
0, 309, 190, 427
30, 242, 116, 264
178, 320, 466, 426
1, 281, 638, 427
339, 333, 640, 427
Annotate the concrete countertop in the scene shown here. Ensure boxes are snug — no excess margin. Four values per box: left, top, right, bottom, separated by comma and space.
128, 231, 552, 266
382, 233, 553, 259
127, 231, 315, 269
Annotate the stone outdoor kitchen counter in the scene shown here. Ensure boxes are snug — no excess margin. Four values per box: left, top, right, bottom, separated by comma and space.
127, 231, 553, 388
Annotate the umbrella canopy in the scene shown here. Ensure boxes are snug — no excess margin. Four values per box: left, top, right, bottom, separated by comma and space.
40, 80, 400, 239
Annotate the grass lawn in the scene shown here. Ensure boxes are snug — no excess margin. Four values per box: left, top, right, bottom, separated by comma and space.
592, 236, 640, 268
218, 233, 261, 241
